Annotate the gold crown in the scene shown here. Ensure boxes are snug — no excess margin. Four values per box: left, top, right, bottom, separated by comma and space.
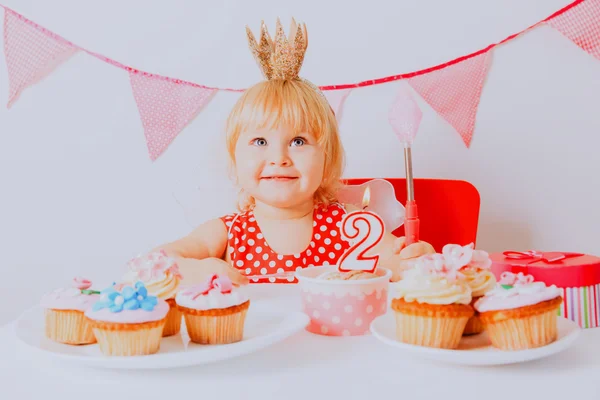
246, 18, 308, 80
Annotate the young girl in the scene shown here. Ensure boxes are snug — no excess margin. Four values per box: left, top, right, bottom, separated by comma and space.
156, 19, 435, 285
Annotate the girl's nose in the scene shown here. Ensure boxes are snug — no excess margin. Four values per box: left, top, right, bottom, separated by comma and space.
268, 146, 291, 167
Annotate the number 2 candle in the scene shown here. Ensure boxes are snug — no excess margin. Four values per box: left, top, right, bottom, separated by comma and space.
336, 186, 385, 273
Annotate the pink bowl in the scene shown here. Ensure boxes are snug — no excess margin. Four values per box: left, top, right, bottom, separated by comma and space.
295, 266, 391, 336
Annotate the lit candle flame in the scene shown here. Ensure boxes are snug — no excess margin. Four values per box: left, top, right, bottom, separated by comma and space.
362, 186, 371, 210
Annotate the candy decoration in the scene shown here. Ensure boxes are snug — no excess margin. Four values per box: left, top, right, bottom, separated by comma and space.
72, 277, 92, 290
92, 282, 158, 313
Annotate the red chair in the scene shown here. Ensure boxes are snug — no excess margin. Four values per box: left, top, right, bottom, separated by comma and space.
344, 178, 480, 252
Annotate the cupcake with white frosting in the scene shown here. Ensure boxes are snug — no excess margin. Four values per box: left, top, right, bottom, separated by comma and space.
391, 254, 473, 349
176, 274, 249, 344
85, 282, 169, 356
442, 243, 496, 335
474, 272, 562, 350
120, 250, 183, 337
41, 277, 100, 345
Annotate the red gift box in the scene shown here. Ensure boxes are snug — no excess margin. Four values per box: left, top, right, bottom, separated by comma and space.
490, 251, 600, 328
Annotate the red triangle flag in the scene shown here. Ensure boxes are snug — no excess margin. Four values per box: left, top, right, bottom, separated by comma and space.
407, 52, 492, 147
548, 0, 600, 61
3, 9, 79, 108
129, 72, 216, 161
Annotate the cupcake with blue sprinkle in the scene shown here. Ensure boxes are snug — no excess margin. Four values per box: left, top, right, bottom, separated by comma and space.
84, 281, 169, 356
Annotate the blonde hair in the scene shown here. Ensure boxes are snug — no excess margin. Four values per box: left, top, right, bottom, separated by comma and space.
226, 79, 345, 211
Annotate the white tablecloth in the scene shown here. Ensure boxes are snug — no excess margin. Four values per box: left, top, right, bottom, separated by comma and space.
1, 285, 598, 400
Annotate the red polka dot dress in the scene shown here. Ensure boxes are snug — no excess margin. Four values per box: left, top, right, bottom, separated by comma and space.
220, 203, 350, 284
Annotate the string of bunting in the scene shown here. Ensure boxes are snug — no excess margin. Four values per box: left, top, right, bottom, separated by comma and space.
1, 0, 599, 160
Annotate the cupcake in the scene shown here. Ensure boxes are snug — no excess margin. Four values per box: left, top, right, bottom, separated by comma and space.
41, 277, 100, 345
120, 250, 183, 337
442, 243, 496, 335
474, 272, 562, 350
391, 254, 473, 349
176, 274, 249, 344
84, 282, 169, 356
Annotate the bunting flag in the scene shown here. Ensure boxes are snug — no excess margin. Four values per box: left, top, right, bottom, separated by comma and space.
323, 89, 352, 122
3, 8, 78, 108
129, 71, 216, 161
547, 0, 600, 60
406, 52, 492, 147
0, 0, 599, 160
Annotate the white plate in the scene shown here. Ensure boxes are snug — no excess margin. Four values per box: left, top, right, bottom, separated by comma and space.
14, 300, 309, 369
370, 312, 581, 366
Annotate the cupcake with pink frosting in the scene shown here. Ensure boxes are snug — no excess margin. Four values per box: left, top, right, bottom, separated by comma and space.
442, 243, 497, 335
176, 274, 249, 344
474, 272, 562, 350
119, 250, 183, 337
85, 281, 169, 356
391, 254, 473, 349
41, 277, 100, 345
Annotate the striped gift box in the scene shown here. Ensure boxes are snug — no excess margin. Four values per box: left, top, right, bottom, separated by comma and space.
557, 285, 600, 329
490, 251, 600, 329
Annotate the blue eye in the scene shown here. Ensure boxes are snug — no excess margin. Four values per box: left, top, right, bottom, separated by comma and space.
291, 137, 306, 147
252, 138, 267, 146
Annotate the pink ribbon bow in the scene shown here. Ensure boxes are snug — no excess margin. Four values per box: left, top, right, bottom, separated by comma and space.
502, 250, 583, 265
181, 274, 233, 300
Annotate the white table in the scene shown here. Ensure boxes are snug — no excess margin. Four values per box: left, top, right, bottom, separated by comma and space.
1, 285, 599, 400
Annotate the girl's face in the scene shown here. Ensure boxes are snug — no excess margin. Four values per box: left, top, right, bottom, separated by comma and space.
234, 126, 325, 209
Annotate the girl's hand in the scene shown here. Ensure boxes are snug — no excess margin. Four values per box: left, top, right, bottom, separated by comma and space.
385, 237, 436, 282
176, 257, 249, 286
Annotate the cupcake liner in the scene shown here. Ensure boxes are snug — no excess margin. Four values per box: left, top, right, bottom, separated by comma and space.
87, 318, 166, 356
463, 296, 484, 336
479, 297, 562, 350
391, 298, 473, 349
45, 309, 96, 345
179, 301, 250, 344
463, 314, 484, 336
393, 311, 471, 349
162, 298, 182, 337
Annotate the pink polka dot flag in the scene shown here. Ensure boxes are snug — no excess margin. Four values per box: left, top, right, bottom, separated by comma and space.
406, 52, 492, 147
547, 0, 600, 61
3, 8, 78, 108
129, 71, 216, 161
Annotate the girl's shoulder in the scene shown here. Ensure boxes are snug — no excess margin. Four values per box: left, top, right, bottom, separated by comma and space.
219, 210, 253, 228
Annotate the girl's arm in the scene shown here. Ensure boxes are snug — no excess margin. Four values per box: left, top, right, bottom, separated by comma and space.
156, 218, 228, 260
153, 218, 249, 285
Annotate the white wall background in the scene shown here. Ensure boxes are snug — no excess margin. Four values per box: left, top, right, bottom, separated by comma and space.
1, 0, 599, 325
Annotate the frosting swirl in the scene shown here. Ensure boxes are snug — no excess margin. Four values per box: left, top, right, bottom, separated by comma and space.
462, 268, 496, 298
121, 250, 182, 300
474, 272, 561, 312
176, 274, 248, 310
393, 254, 472, 305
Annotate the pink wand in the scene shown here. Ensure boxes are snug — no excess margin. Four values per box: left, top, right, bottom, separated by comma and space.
389, 85, 423, 246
